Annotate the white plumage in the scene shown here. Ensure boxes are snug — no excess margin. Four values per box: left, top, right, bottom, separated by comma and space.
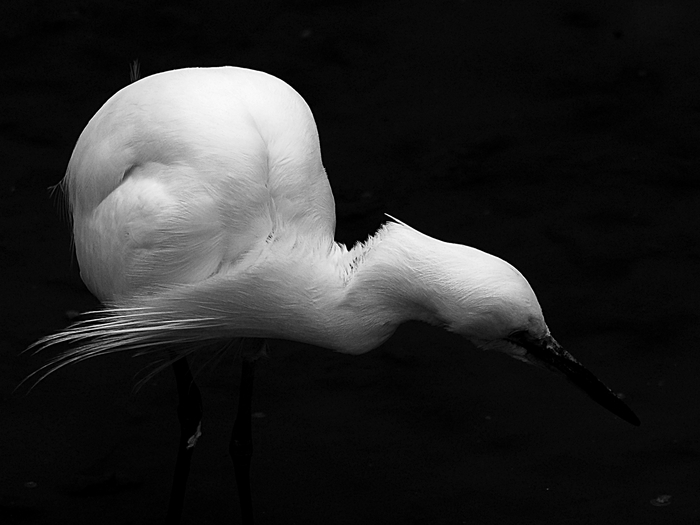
41, 66, 550, 363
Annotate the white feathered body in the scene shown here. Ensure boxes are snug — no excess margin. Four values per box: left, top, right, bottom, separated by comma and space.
50, 67, 546, 364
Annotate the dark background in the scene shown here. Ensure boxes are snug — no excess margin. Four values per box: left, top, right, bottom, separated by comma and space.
2, 0, 699, 523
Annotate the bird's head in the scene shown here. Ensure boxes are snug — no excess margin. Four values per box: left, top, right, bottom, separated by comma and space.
419, 240, 640, 427
424, 240, 547, 348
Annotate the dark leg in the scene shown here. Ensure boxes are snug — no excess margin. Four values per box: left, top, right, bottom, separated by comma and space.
166, 356, 203, 525
230, 354, 257, 525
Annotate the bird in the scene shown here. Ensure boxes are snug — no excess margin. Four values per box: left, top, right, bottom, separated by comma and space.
29, 66, 640, 524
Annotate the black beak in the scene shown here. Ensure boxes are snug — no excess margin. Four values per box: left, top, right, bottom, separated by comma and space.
507, 331, 640, 426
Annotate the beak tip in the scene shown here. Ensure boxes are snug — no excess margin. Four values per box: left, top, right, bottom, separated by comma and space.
618, 406, 641, 427
604, 390, 640, 426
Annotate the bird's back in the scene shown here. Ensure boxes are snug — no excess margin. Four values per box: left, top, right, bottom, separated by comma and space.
65, 67, 335, 301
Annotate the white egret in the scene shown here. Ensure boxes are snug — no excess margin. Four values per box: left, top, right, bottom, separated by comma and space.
30, 66, 639, 524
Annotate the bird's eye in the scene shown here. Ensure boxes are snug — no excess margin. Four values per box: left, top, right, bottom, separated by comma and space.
505, 329, 535, 349
506, 329, 528, 341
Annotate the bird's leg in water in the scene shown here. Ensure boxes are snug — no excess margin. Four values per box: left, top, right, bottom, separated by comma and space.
166, 356, 203, 524
231, 350, 258, 525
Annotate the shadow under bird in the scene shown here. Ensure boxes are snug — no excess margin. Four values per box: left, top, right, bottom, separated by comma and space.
28, 66, 640, 524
